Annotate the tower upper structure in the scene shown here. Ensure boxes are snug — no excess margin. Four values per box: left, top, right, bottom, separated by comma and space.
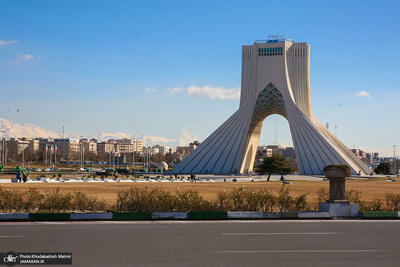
172, 37, 372, 175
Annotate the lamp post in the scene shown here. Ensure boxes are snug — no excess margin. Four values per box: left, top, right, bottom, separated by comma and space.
0, 129, 6, 166
79, 136, 84, 170
22, 147, 25, 168
394, 145, 397, 175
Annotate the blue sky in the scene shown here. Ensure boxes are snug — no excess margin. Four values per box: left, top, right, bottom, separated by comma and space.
0, 0, 399, 155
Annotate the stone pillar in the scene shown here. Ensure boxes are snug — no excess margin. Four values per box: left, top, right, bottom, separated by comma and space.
328, 177, 346, 202
319, 165, 359, 218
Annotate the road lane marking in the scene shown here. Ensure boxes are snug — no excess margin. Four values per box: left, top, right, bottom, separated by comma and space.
2, 220, 400, 225
0, 236, 25, 238
221, 232, 340, 235
215, 250, 390, 253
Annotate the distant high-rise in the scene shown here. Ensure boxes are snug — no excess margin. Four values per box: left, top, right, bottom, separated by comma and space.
173, 37, 372, 175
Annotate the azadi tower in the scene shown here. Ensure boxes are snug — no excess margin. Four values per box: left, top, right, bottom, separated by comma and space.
173, 37, 372, 175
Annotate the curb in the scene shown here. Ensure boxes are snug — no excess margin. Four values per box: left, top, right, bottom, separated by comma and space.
0, 212, 29, 220
188, 212, 228, 220
152, 212, 187, 220
0, 211, 398, 221
113, 212, 152, 220
360, 211, 399, 219
264, 212, 298, 219
298, 211, 330, 219
70, 212, 113, 220
227, 212, 264, 219
29, 213, 70, 221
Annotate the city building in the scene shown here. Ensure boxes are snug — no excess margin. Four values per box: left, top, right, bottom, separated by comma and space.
53, 138, 80, 160
151, 145, 171, 155
80, 138, 98, 155
7, 138, 30, 156
114, 138, 143, 153
173, 37, 372, 175
97, 141, 115, 160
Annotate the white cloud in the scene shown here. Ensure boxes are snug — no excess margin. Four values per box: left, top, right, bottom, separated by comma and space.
17, 54, 35, 61
143, 135, 176, 145
167, 87, 183, 94
355, 91, 372, 98
8, 54, 38, 65
100, 132, 131, 140
0, 40, 17, 46
168, 85, 240, 100
177, 129, 200, 146
144, 87, 158, 92
0, 118, 59, 138
142, 129, 199, 147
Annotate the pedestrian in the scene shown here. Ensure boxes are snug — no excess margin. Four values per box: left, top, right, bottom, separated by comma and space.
16, 171, 21, 183
22, 172, 28, 183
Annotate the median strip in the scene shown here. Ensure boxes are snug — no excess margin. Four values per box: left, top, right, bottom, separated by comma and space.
188, 212, 228, 220
112, 212, 152, 221
360, 211, 399, 219
0, 211, 398, 221
29, 213, 70, 221
0, 213, 29, 220
70, 212, 113, 220
152, 212, 187, 220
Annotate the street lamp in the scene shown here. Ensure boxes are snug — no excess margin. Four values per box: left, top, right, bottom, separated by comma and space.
1, 129, 7, 166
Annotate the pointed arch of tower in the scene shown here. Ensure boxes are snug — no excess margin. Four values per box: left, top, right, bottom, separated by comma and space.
240, 82, 287, 172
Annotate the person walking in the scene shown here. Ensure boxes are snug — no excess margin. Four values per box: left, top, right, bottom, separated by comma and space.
16, 171, 21, 183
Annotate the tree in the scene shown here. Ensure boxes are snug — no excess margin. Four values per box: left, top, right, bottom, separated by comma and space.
374, 162, 392, 175
255, 155, 294, 181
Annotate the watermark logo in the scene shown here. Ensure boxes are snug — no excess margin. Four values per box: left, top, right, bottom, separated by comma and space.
0, 252, 72, 265
2, 252, 17, 266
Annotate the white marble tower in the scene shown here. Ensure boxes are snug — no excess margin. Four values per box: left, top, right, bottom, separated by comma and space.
173, 37, 372, 175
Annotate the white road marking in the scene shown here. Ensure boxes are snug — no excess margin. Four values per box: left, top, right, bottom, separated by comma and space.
1, 220, 400, 225
0, 236, 25, 238
221, 232, 340, 235
215, 249, 390, 253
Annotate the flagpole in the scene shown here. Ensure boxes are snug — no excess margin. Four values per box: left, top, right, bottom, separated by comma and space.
45, 144, 48, 168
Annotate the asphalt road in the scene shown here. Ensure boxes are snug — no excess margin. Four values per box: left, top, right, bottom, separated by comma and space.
0, 220, 399, 267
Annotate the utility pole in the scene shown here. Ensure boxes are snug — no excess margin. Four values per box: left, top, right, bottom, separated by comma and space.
79, 136, 84, 170
54, 145, 57, 168
1, 129, 6, 166
393, 145, 397, 175
45, 144, 48, 168
274, 117, 277, 145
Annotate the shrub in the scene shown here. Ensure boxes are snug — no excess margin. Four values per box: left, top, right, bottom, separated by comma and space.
346, 189, 362, 203
22, 188, 44, 212
71, 192, 106, 212
375, 162, 392, 175
0, 187, 107, 212
0, 187, 24, 212
363, 199, 384, 211
385, 193, 400, 211
316, 187, 329, 203
114, 188, 211, 212
39, 188, 73, 212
